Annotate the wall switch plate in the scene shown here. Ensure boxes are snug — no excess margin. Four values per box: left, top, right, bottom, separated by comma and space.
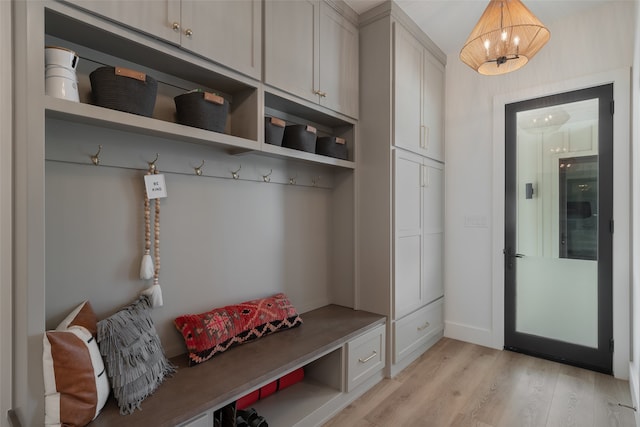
464, 215, 488, 228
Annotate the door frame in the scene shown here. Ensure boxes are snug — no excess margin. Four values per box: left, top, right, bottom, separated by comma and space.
491, 68, 630, 378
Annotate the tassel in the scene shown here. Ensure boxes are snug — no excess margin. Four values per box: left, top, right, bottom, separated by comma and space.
141, 279, 163, 308
139, 251, 154, 280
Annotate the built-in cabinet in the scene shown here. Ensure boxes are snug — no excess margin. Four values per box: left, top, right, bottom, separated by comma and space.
358, 2, 446, 377
394, 23, 445, 162
264, 0, 359, 119
394, 150, 444, 319
64, 0, 262, 79
11, 0, 362, 426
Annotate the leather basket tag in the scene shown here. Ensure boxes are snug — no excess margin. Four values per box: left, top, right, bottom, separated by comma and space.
305, 125, 317, 134
204, 92, 224, 105
270, 117, 286, 128
115, 67, 146, 82
335, 137, 346, 145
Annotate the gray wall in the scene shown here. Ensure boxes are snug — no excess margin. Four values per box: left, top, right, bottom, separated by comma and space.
45, 119, 343, 357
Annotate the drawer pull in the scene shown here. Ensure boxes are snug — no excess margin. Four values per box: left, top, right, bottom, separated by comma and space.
358, 351, 377, 364
417, 321, 431, 331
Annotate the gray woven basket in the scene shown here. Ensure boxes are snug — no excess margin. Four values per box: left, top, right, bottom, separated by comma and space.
265, 116, 286, 146
316, 136, 348, 160
282, 125, 317, 153
89, 66, 157, 117
174, 91, 229, 133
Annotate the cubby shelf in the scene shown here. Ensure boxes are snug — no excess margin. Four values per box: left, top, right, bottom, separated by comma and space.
44, 96, 259, 152
45, 96, 356, 169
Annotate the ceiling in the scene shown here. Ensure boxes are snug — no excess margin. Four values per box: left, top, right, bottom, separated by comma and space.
343, 0, 613, 56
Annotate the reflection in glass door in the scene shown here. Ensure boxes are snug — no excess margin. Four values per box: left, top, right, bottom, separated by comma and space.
504, 85, 613, 373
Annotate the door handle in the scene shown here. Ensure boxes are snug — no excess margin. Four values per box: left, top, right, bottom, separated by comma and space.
504, 249, 524, 270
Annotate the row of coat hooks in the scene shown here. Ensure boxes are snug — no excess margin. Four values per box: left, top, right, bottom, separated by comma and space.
89, 145, 324, 188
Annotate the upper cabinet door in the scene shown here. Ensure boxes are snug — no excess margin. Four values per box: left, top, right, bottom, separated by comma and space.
393, 23, 423, 155
65, 0, 182, 44
264, 0, 319, 104
181, 0, 262, 79
319, 2, 358, 119
64, 0, 261, 79
423, 52, 445, 162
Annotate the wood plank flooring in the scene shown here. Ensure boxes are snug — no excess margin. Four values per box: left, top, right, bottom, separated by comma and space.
323, 338, 636, 427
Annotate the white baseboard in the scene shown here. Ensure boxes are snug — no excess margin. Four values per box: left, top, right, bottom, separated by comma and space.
629, 362, 640, 427
444, 320, 497, 349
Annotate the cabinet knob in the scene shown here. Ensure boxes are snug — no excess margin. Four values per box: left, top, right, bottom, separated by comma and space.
172, 22, 180, 32
313, 89, 327, 98
184, 28, 193, 38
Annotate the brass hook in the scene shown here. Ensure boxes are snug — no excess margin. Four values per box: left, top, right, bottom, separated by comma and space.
148, 153, 159, 171
194, 160, 205, 176
289, 173, 297, 185
90, 144, 102, 166
262, 169, 273, 183
231, 165, 241, 180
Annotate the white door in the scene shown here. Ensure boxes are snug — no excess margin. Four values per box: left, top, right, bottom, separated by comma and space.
65, 0, 181, 45
394, 149, 424, 318
318, 1, 358, 118
180, 0, 261, 79
393, 23, 423, 155
422, 160, 444, 303
422, 53, 445, 161
264, 0, 319, 103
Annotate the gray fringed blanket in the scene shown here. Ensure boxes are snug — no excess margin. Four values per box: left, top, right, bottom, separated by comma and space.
97, 295, 176, 415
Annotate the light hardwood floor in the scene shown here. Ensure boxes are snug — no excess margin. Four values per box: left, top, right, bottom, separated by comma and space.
324, 338, 636, 427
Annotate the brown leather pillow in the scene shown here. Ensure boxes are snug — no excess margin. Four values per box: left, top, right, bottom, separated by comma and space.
43, 301, 110, 427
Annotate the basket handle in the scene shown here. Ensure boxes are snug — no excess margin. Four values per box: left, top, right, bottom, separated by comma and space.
204, 92, 224, 105
115, 67, 146, 82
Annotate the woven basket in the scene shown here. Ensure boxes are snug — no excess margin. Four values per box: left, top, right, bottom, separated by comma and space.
282, 125, 317, 153
265, 116, 286, 146
174, 91, 229, 133
316, 136, 348, 160
89, 66, 157, 117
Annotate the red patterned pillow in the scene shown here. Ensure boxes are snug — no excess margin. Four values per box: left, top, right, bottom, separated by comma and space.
174, 293, 303, 366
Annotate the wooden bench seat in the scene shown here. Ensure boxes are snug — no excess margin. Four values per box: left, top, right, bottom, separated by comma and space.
90, 305, 386, 427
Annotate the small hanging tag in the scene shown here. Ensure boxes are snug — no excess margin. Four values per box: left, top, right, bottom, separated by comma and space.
144, 174, 168, 199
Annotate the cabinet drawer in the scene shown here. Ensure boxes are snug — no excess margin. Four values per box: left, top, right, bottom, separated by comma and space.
394, 299, 443, 363
346, 324, 385, 392
178, 410, 212, 427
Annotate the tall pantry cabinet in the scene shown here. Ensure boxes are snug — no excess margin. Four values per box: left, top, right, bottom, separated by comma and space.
357, 2, 446, 376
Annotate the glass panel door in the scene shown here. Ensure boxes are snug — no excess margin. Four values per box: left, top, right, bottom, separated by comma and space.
505, 85, 613, 373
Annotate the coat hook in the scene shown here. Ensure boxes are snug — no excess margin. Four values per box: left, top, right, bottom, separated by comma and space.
148, 153, 159, 171
262, 169, 273, 183
90, 144, 102, 166
311, 175, 321, 187
231, 165, 242, 180
194, 160, 205, 176
289, 173, 297, 185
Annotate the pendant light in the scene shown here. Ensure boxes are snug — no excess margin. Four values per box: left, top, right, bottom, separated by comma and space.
460, 0, 550, 75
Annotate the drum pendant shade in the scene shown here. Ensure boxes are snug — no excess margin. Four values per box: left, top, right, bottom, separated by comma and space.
460, 0, 550, 75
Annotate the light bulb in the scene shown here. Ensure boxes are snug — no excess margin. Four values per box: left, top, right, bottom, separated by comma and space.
501, 31, 507, 41
484, 39, 490, 50
514, 36, 520, 46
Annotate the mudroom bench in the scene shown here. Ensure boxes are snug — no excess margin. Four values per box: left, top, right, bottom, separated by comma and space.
90, 305, 386, 427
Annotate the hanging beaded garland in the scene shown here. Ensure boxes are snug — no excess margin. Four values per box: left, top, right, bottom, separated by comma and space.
140, 164, 163, 307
